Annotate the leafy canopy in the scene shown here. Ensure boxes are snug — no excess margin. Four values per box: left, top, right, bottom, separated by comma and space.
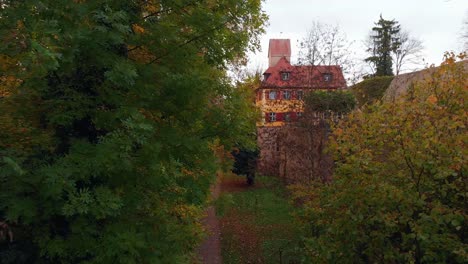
0, 0, 266, 263
296, 53, 467, 263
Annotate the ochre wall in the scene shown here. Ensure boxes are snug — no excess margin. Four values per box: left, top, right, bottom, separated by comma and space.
256, 88, 335, 127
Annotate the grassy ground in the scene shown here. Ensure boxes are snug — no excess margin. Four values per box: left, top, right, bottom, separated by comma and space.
215, 174, 303, 264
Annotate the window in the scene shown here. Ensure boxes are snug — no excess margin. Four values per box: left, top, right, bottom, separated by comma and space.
281, 72, 290, 81
269, 90, 277, 100
269, 112, 276, 122
283, 90, 291, 100
323, 73, 332, 82
263, 73, 271, 81
296, 90, 303, 100
285, 113, 291, 122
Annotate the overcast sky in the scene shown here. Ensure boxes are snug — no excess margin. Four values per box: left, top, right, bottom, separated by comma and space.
248, 0, 467, 73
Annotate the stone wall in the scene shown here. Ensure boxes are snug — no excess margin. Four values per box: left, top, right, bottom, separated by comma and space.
256, 126, 281, 176
257, 117, 334, 184
383, 60, 468, 101
277, 120, 333, 184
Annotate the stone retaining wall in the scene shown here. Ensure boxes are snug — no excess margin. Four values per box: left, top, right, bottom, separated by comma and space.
257, 117, 334, 184
256, 126, 281, 177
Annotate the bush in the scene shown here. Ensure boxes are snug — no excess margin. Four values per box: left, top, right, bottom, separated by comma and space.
304, 90, 356, 114
350, 76, 394, 107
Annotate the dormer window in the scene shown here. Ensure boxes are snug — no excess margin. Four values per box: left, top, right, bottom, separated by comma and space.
281, 72, 290, 81
263, 73, 271, 81
323, 73, 332, 82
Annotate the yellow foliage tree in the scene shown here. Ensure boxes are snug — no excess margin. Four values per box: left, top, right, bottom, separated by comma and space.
296, 53, 467, 263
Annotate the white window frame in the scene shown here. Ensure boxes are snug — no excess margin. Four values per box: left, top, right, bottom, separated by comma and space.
269, 90, 277, 100
324, 73, 332, 82
269, 112, 276, 122
283, 90, 291, 100
281, 72, 290, 81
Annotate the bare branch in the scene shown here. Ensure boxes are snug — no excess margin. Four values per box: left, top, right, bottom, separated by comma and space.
393, 30, 424, 75
298, 21, 358, 84
462, 12, 468, 51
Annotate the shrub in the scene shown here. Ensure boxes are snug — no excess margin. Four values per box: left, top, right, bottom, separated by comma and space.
304, 90, 356, 114
350, 76, 394, 107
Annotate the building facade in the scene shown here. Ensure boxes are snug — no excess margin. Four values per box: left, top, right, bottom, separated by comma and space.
256, 39, 347, 176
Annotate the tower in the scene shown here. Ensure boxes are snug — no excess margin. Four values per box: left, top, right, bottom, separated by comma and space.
268, 39, 291, 67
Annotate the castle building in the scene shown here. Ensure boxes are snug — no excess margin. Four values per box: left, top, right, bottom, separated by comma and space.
255, 39, 347, 176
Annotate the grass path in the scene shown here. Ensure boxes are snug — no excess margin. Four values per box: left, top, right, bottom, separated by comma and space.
216, 174, 303, 263
197, 176, 222, 264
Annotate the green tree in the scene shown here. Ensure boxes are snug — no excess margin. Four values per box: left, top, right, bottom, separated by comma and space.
365, 15, 401, 76
296, 53, 467, 263
0, 0, 266, 263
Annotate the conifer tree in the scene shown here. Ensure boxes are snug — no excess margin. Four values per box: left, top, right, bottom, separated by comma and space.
365, 15, 401, 76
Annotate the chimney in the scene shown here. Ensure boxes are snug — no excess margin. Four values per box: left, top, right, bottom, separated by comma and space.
268, 39, 291, 67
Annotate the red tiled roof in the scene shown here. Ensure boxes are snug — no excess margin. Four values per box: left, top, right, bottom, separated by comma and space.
261, 57, 347, 89
268, 39, 291, 58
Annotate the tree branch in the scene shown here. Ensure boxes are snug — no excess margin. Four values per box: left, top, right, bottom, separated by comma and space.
147, 21, 229, 65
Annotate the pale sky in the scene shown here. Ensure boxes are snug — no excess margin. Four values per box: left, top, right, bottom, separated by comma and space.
248, 0, 467, 74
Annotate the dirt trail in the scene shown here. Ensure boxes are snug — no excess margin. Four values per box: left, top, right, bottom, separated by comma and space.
197, 176, 222, 264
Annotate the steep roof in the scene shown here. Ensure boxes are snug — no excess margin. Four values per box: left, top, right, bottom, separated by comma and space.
261, 57, 347, 89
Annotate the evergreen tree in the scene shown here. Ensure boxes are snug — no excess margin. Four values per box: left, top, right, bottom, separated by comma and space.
365, 15, 401, 76
0, 0, 266, 263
